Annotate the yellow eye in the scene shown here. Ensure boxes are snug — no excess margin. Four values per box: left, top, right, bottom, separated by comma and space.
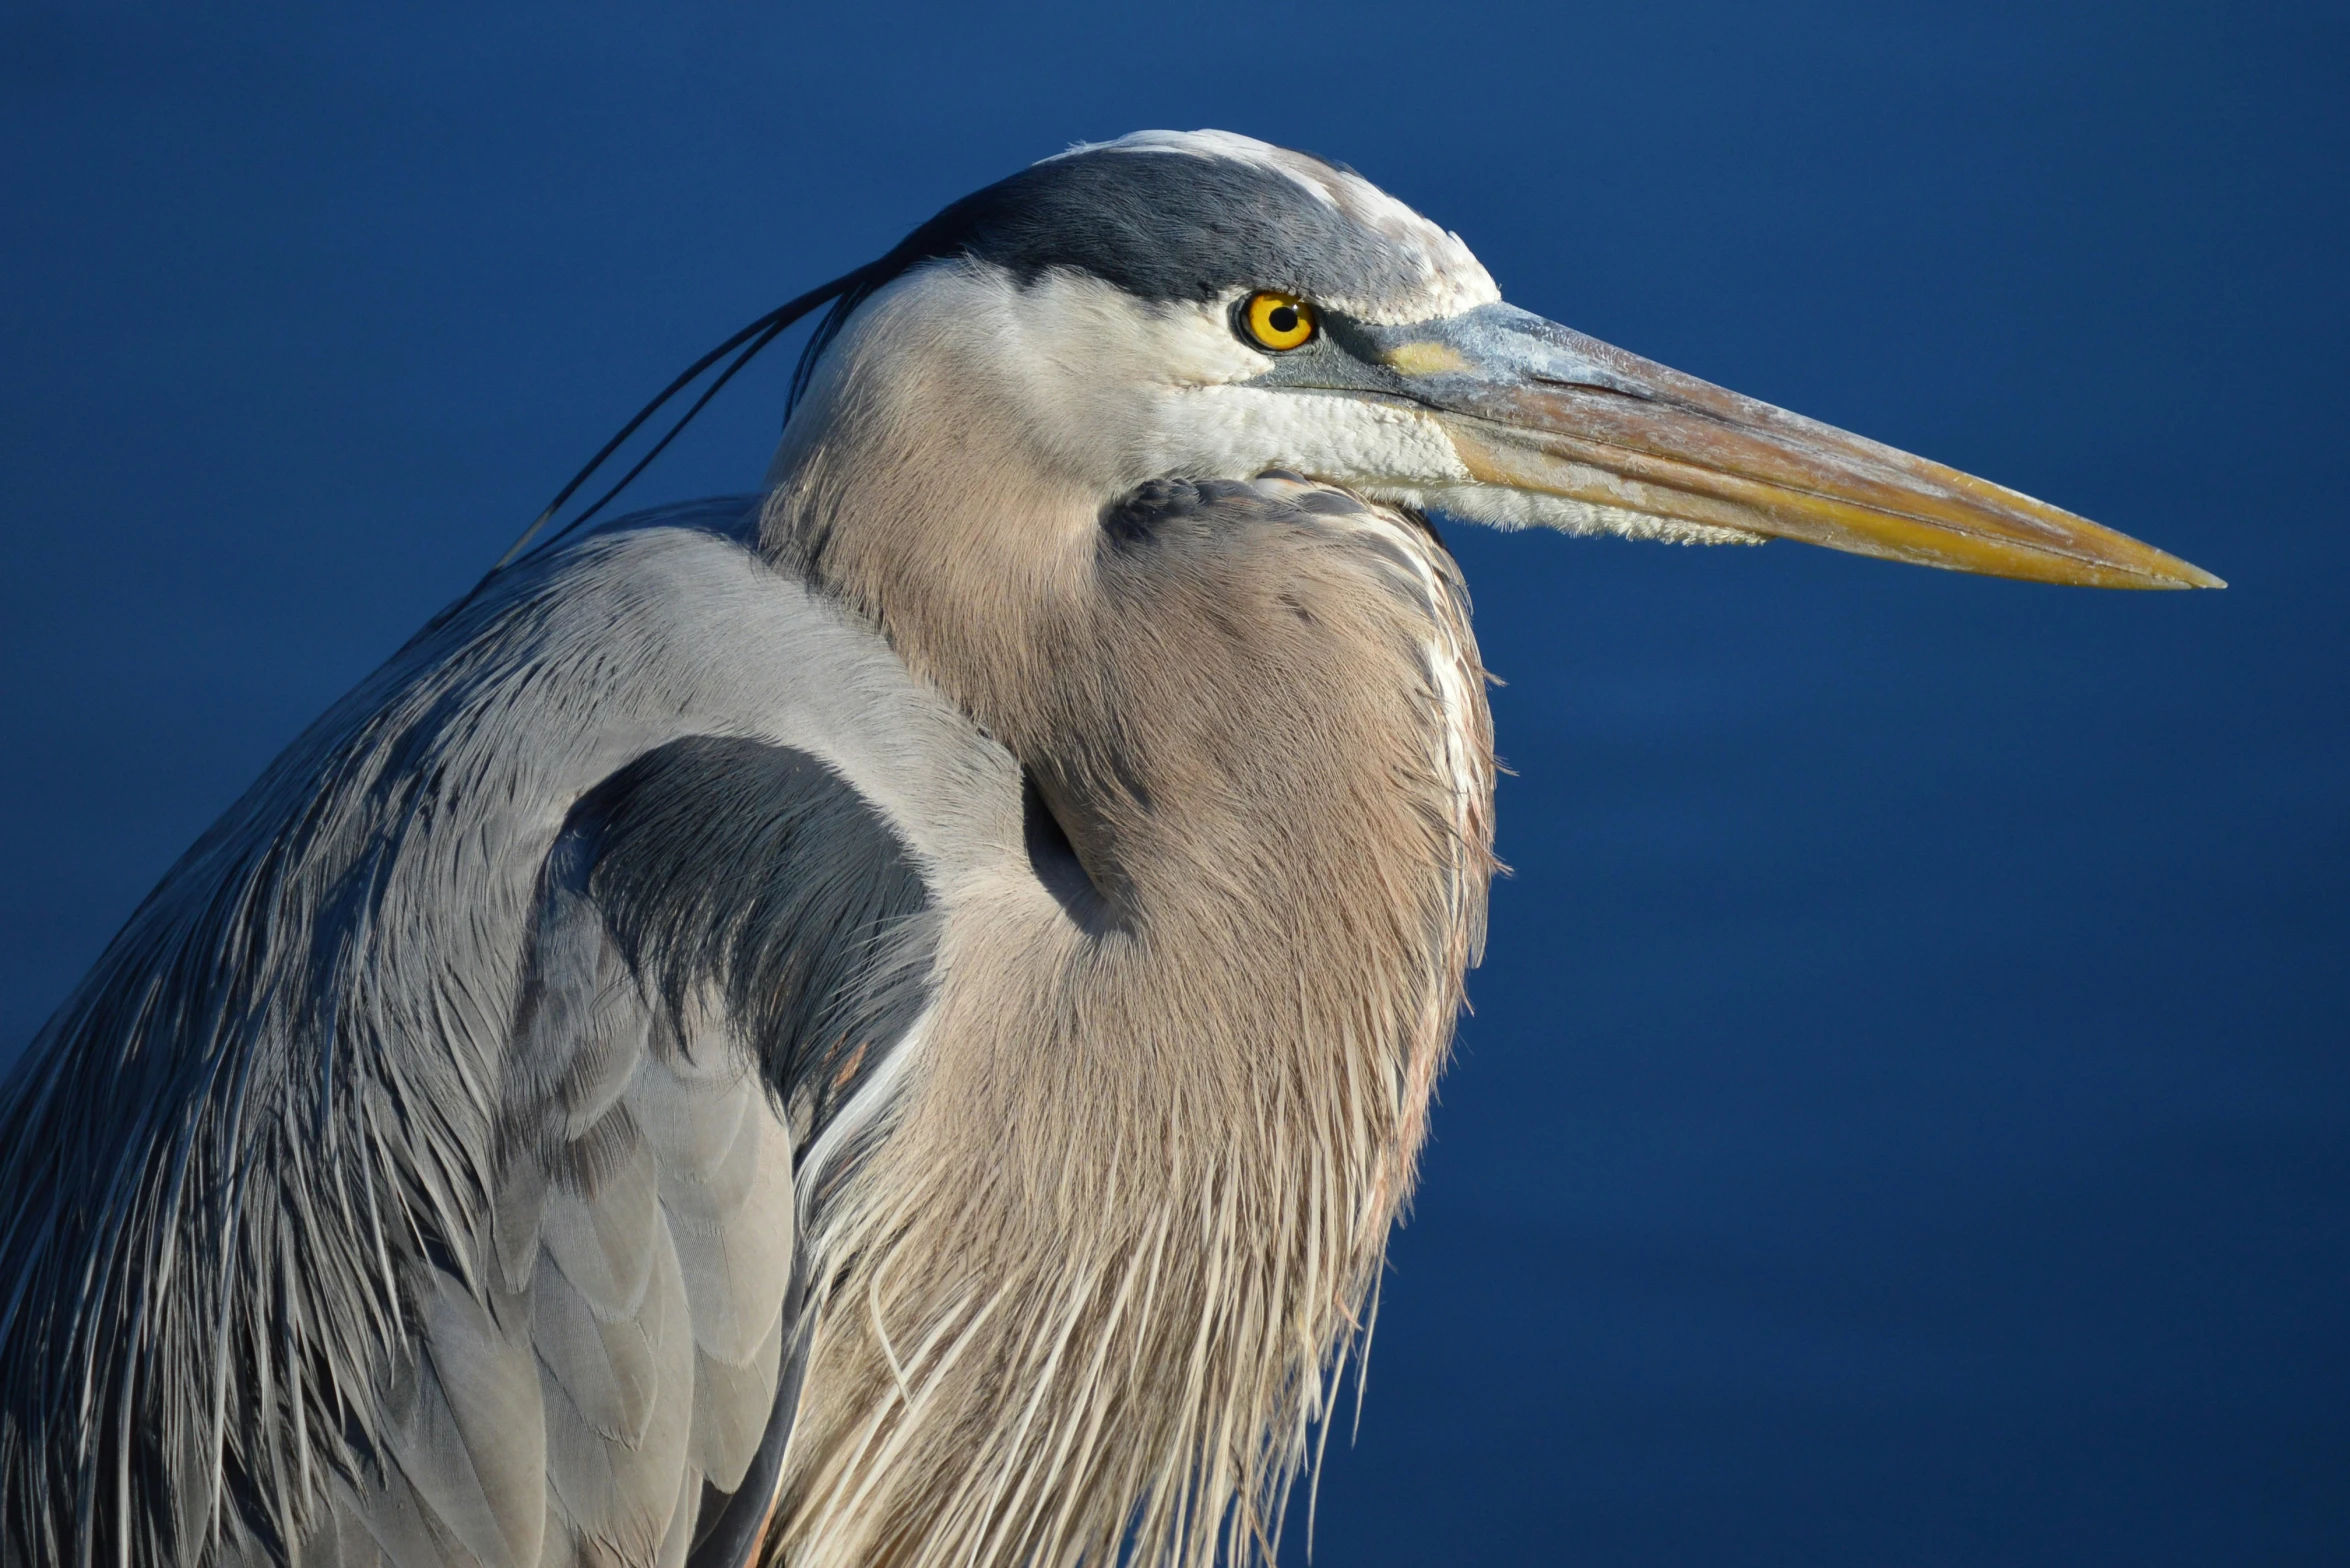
1240, 290, 1318, 351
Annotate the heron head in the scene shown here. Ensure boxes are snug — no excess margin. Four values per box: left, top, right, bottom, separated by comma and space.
770, 128, 2218, 591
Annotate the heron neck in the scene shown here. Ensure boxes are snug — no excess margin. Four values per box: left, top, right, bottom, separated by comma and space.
760, 403, 1499, 1567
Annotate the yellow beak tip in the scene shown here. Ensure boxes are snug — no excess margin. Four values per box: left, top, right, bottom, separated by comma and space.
2133, 550, 2226, 590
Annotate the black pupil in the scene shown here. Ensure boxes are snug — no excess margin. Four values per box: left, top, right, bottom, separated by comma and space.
1267, 304, 1299, 335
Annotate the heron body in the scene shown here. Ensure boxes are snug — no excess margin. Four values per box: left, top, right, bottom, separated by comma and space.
0, 132, 2216, 1568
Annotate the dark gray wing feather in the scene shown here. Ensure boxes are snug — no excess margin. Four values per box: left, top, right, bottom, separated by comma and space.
328, 736, 935, 1567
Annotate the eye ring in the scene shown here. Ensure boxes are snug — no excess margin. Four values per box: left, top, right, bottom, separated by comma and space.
1238, 290, 1318, 352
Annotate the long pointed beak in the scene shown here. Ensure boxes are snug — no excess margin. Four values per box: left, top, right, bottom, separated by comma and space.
1349, 304, 2222, 589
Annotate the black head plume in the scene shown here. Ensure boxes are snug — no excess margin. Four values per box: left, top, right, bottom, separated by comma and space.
485, 267, 872, 583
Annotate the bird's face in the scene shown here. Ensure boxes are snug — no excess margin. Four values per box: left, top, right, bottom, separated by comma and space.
788, 129, 2216, 590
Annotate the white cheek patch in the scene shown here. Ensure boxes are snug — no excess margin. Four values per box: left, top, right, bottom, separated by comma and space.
1128, 302, 1268, 388
982, 277, 1272, 485
960, 269, 1472, 494
994, 273, 1266, 388
1137, 385, 1473, 491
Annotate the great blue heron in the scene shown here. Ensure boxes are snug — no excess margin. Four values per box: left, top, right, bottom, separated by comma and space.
0, 130, 2218, 1568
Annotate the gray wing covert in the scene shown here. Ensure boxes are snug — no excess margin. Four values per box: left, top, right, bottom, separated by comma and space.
314, 738, 937, 1568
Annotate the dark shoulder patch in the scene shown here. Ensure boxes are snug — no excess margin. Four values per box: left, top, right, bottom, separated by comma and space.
1097, 473, 1393, 549
1097, 476, 1266, 547
559, 737, 936, 1150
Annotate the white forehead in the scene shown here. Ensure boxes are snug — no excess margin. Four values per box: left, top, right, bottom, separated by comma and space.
1047, 129, 1502, 323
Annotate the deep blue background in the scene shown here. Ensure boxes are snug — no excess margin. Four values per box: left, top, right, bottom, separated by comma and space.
4, 2, 2344, 1562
